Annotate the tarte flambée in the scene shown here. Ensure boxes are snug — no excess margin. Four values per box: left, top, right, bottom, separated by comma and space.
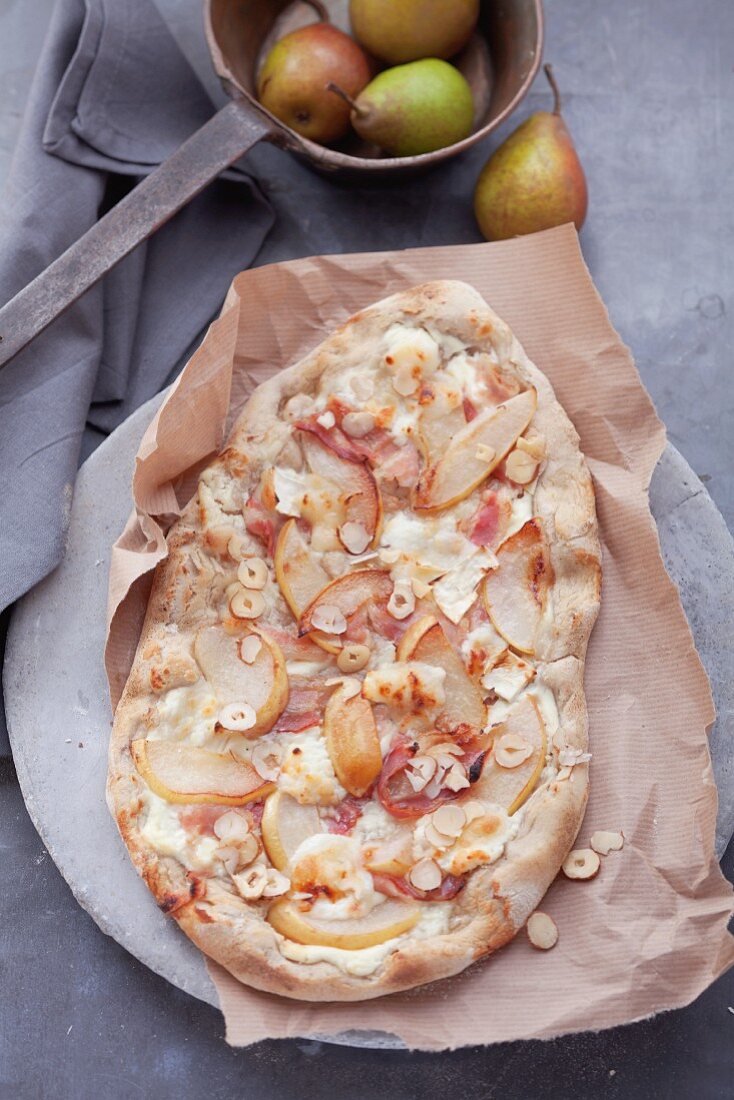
108, 282, 601, 1001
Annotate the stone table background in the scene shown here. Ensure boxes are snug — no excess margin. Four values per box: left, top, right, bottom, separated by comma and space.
0, 0, 732, 1097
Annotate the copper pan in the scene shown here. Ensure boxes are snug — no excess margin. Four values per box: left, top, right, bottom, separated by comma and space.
0, 0, 542, 367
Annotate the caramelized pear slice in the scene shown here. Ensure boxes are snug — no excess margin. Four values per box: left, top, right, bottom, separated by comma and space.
299, 569, 393, 636
261, 790, 322, 871
473, 695, 547, 814
193, 627, 288, 737
132, 740, 274, 805
273, 518, 341, 655
267, 898, 419, 949
397, 615, 485, 731
324, 684, 382, 797
413, 389, 537, 512
482, 518, 552, 655
363, 830, 414, 876
302, 433, 382, 545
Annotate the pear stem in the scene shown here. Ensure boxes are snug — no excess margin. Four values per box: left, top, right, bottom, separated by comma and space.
543, 63, 562, 115
326, 81, 366, 117
305, 0, 330, 22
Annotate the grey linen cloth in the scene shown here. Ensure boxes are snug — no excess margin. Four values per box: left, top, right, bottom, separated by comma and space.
0, 0, 273, 616
0, 0, 273, 757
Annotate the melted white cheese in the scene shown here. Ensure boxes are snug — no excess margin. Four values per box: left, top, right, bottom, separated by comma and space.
351, 801, 400, 844
290, 834, 380, 922
382, 324, 440, 376
139, 792, 219, 872
432, 548, 497, 624
279, 727, 346, 806
445, 352, 491, 404
153, 684, 219, 746
506, 492, 534, 538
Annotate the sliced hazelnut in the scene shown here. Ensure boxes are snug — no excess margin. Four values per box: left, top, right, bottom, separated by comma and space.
516, 434, 546, 460
411, 577, 432, 599
562, 848, 601, 880
238, 635, 262, 665
237, 833, 259, 867
408, 858, 442, 892
218, 702, 257, 732
230, 587, 265, 620
461, 799, 485, 824
316, 410, 336, 429
251, 742, 282, 782
405, 755, 438, 792
432, 804, 466, 838
590, 830, 624, 856
227, 533, 249, 561
310, 604, 348, 635
216, 845, 241, 875
233, 864, 268, 899
342, 411, 376, 438
475, 443, 496, 463
526, 911, 558, 950
442, 763, 470, 792
505, 449, 538, 485
237, 557, 268, 590
213, 810, 251, 844
387, 579, 415, 620
424, 822, 454, 850
262, 869, 291, 898
339, 521, 371, 555
558, 746, 593, 767
494, 732, 533, 769
337, 643, 371, 673
426, 742, 463, 759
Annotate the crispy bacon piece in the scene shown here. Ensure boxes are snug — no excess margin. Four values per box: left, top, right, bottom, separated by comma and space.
378, 442, 421, 488
273, 686, 326, 733
462, 396, 478, 422
469, 492, 500, 547
372, 871, 466, 902
178, 805, 226, 837
326, 796, 364, 835
243, 496, 275, 556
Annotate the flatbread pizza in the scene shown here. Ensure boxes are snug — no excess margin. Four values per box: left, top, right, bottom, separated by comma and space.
107, 281, 601, 1001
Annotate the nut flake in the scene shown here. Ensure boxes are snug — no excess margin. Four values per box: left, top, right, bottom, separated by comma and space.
425, 822, 454, 850
442, 764, 470, 791
310, 604, 348, 635
526, 911, 558, 950
337, 643, 371, 673
233, 864, 268, 899
213, 811, 251, 843
590, 831, 624, 856
432, 804, 466, 838
342, 411, 376, 438
561, 848, 601, 880
558, 746, 593, 767
262, 869, 291, 897
237, 557, 268, 590
218, 702, 257, 732
316, 410, 336, 429
408, 858, 442, 892
405, 754, 438, 793
252, 742, 282, 782
387, 579, 415, 620
325, 675, 361, 700
411, 577, 432, 599
238, 635, 263, 665
227, 533, 248, 561
494, 732, 533, 769
230, 587, 265, 620
339, 521, 371, 555
505, 448, 538, 485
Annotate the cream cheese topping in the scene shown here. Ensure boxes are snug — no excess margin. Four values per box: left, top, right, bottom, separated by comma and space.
278, 727, 347, 806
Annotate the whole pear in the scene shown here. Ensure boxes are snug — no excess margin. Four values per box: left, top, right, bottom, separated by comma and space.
332, 59, 474, 157
350, 0, 479, 64
257, 22, 371, 144
474, 65, 588, 240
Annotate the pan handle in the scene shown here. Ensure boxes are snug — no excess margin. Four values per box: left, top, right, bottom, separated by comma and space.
0, 99, 274, 370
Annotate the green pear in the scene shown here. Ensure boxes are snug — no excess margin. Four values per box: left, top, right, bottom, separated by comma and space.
331, 59, 474, 157
350, 0, 479, 64
474, 65, 588, 241
257, 22, 371, 144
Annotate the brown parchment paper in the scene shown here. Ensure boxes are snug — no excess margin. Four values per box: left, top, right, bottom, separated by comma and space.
105, 225, 734, 1050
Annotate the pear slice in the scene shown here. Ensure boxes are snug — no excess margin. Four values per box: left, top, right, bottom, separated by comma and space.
261, 790, 322, 871
482, 518, 552, 655
267, 897, 419, 949
131, 739, 274, 805
323, 684, 382, 797
193, 627, 288, 737
273, 519, 341, 656
472, 695, 547, 814
413, 389, 537, 512
397, 615, 485, 731
363, 829, 414, 876
302, 433, 382, 546
299, 569, 393, 636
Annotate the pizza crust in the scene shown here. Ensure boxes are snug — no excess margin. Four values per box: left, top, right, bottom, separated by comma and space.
107, 281, 601, 1001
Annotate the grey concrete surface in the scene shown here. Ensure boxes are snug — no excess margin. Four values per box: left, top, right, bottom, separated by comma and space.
1, 0, 733, 1097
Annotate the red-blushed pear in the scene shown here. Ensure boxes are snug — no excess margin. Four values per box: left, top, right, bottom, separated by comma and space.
261, 791, 322, 872
349, 0, 479, 64
299, 569, 393, 636
474, 65, 588, 241
193, 626, 288, 737
472, 695, 547, 814
267, 897, 420, 950
413, 389, 536, 512
131, 740, 274, 805
482, 519, 553, 655
397, 615, 486, 731
257, 20, 371, 144
323, 683, 383, 797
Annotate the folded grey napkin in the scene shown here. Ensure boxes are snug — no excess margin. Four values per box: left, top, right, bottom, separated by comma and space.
0, 0, 273, 617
